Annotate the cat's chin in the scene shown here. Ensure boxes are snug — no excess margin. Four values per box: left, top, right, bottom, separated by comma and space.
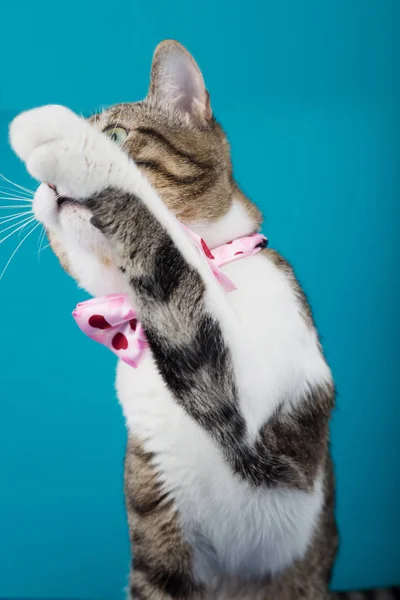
32, 183, 125, 297
33, 182, 89, 226
48, 223, 126, 298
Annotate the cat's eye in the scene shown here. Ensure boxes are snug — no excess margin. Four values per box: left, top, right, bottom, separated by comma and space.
103, 126, 128, 146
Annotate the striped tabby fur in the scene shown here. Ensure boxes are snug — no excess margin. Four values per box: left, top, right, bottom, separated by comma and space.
9, 40, 398, 599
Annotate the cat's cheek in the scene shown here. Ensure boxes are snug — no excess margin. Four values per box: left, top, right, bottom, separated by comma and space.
59, 205, 110, 255
47, 232, 75, 278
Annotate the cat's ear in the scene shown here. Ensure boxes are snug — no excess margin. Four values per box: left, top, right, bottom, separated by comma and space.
148, 40, 212, 123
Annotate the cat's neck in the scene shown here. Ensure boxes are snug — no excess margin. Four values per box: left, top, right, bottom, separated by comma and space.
187, 189, 263, 249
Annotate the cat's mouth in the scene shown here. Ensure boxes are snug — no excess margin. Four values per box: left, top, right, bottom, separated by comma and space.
32, 182, 90, 231
45, 184, 79, 211
57, 195, 79, 210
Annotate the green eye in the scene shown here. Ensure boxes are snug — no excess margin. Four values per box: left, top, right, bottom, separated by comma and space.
104, 126, 128, 146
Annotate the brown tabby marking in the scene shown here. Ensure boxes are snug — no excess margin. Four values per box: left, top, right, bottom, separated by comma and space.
90, 109, 261, 229
125, 437, 201, 599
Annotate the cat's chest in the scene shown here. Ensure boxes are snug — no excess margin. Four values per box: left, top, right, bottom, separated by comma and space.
117, 252, 329, 440
117, 357, 323, 579
116, 253, 327, 578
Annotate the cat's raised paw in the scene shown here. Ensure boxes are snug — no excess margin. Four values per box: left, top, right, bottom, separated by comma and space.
9, 105, 81, 163
9, 104, 124, 199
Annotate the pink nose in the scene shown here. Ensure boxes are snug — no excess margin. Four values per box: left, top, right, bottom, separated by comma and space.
46, 182, 57, 192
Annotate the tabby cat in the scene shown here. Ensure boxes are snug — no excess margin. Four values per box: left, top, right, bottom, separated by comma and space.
9, 40, 398, 600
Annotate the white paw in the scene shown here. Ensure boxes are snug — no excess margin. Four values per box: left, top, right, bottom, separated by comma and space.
9, 105, 128, 199
9, 105, 80, 162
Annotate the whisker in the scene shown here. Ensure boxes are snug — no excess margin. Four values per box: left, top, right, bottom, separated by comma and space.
37, 226, 46, 249
0, 208, 31, 218
0, 198, 32, 204
0, 183, 33, 195
0, 199, 32, 205
0, 214, 34, 237
37, 226, 46, 263
0, 185, 32, 195
17, 217, 36, 240
0, 211, 32, 225
0, 205, 34, 209
18, 217, 39, 241
0, 173, 35, 195
0, 216, 36, 245
0, 221, 41, 280
0, 187, 33, 199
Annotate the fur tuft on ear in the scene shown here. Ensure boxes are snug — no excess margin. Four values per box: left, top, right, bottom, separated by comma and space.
148, 40, 212, 123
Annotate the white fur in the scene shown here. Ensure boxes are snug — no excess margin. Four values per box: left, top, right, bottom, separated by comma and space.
187, 197, 256, 248
10, 106, 333, 581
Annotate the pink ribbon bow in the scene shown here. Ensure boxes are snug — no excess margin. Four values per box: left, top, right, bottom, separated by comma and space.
72, 227, 267, 368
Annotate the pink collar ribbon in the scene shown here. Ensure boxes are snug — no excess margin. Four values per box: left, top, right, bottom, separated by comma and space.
72, 227, 267, 368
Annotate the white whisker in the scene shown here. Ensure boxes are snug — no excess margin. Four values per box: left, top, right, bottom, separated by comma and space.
37, 226, 46, 249
0, 183, 33, 195
37, 226, 46, 263
17, 218, 35, 240
0, 185, 33, 194
18, 218, 39, 241
0, 187, 33, 200
0, 199, 32, 205
0, 221, 41, 280
0, 173, 35, 195
0, 214, 34, 237
0, 216, 36, 245
0, 211, 32, 225
0, 209, 31, 218
0, 198, 32, 204
0, 205, 34, 209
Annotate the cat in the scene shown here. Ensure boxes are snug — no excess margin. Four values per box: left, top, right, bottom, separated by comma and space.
9, 40, 399, 600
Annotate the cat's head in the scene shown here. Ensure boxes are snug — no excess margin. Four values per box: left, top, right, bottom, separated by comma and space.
31, 40, 261, 296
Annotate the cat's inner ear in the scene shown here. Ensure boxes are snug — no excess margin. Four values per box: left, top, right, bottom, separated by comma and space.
148, 40, 212, 123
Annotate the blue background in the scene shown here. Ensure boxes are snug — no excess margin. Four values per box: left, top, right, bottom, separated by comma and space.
0, 0, 399, 597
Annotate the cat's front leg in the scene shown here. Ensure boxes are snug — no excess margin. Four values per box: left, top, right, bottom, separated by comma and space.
9, 104, 247, 471
9, 104, 132, 200
10, 104, 332, 493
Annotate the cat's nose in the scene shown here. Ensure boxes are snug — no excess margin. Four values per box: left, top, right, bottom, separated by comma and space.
46, 182, 57, 192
